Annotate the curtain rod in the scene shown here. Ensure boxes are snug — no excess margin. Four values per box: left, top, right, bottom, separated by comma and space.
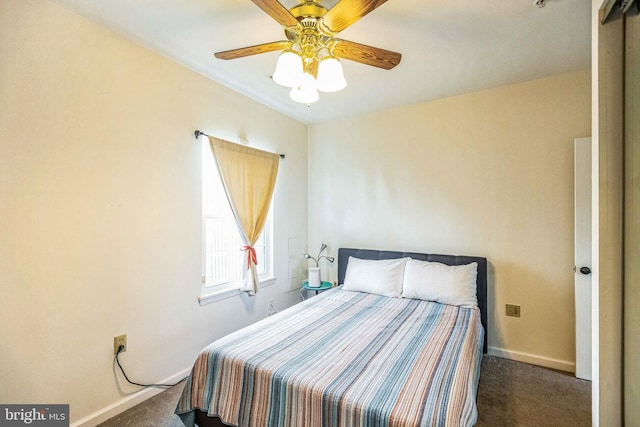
194, 130, 285, 159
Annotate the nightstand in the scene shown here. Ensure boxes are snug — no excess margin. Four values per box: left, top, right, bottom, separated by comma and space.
301, 280, 333, 296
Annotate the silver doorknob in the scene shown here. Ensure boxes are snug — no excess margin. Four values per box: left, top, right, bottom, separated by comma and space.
579, 266, 591, 275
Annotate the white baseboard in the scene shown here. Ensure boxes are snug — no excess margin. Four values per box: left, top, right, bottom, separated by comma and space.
71, 367, 191, 427
487, 346, 576, 373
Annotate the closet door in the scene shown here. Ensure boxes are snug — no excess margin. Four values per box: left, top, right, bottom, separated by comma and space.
594, 6, 624, 424
625, 12, 640, 426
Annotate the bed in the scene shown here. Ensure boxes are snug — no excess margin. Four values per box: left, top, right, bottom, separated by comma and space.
176, 248, 488, 427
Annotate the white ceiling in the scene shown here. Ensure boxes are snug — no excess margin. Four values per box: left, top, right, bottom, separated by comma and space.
49, 0, 592, 124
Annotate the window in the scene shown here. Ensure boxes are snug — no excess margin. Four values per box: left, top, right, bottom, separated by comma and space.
201, 140, 273, 297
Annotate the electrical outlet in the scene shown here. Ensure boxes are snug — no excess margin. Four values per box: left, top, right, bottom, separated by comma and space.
506, 304, 521, 318
114, 334, 127, 355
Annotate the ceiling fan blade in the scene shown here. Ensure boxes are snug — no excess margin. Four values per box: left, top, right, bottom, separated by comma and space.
214, 41, 290, 60
251, 0, 299, 27
322, 0, 389, 33
333, 39, 401, 70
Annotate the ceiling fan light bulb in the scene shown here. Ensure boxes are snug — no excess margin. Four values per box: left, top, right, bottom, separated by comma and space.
289, 73, 319, 104
316, 57, 346, 92
273, 50, 303, 88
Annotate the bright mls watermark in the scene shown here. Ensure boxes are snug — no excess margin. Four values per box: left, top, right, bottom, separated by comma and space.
0, 405, 68, 426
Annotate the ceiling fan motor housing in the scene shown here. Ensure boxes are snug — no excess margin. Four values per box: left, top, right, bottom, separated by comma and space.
289, 0, 329, 20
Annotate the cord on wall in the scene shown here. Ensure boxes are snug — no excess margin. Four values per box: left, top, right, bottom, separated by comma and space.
268, 300, 279, 316
114, 346, 186, 388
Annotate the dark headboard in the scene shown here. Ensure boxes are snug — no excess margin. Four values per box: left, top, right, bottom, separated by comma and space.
338, 248, 488, 354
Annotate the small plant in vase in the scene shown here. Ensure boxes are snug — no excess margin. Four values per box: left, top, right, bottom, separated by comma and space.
304, 243, 334, 288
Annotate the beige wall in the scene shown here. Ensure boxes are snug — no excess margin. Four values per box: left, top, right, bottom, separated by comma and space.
308, 70, 591, 370
0, 0, 307, 424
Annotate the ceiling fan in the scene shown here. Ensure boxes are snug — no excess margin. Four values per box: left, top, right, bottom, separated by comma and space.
214, 0, 402, 104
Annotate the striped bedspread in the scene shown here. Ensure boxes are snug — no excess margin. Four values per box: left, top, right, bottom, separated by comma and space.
176, 287, 484, 427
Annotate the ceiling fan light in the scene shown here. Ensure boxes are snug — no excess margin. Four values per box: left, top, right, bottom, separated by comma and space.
316, 57, 347, 92
289, 73, 319, 104
273, 50, 303, 88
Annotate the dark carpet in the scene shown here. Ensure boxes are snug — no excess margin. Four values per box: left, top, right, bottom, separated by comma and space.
98, 355, 591, 427
476, 356, 590, 426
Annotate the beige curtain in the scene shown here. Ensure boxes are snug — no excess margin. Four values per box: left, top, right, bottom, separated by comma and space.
209, 136, 279, 294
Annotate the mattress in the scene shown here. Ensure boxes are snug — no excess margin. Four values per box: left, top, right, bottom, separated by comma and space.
176, 287, 484, 427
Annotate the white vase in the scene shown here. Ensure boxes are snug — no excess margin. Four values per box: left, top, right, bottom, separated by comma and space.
308, 267, 321, 288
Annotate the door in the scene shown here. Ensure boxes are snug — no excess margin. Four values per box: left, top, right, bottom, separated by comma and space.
625, 14, 639, 423
574, 137, 592, 381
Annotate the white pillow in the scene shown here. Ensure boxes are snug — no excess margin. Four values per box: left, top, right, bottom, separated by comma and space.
342, 256, 407, 298
402, 259, 478, 307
